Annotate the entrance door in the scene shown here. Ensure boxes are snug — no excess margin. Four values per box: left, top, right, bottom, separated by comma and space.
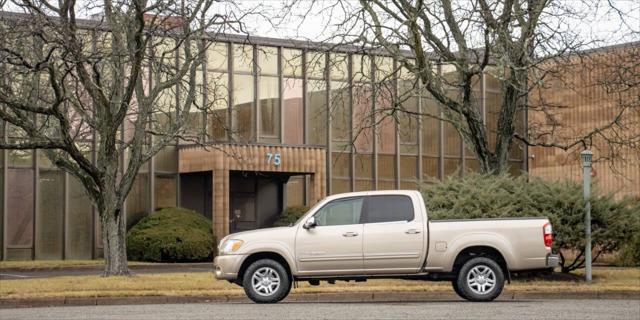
230, 193, 256, 233
295, 197, 365, 275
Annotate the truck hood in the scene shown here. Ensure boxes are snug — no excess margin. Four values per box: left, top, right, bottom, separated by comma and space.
221, 226, 295, 244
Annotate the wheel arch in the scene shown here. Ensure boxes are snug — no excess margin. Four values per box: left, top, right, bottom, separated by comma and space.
451, 245, 510, 281
237, 251, 294, 284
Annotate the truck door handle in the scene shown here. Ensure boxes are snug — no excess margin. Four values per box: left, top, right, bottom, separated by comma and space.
342, 232, 359, 237
405, 229, 421, 234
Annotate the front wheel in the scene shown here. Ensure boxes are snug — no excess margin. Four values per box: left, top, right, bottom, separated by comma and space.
454, 257, 505, 302
242, 259, 291, 303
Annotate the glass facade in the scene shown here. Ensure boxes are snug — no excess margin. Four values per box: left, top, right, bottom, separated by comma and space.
0, 33, 527, 260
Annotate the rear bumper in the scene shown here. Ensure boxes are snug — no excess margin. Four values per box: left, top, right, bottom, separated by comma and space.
546, 253, 560, 268
213, 254, 245, 281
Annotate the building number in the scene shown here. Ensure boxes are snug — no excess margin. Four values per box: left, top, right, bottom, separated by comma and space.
266, 153, 281, 166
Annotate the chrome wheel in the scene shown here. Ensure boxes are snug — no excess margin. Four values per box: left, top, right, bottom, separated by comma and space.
251, 267, 281, 297
466, 265, 496, 295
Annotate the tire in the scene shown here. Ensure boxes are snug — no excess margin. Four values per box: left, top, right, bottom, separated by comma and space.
451, 280, 464, 299
455, 257, 505, 302
242, 259, 291, 303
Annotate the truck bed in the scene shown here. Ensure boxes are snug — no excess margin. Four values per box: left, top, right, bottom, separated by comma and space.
424, 217, 550, 272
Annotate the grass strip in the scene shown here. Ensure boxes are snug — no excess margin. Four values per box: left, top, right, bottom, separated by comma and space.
1, 268, 637, 300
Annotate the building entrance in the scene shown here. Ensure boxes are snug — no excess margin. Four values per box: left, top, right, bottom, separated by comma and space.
229, 172, 290, 233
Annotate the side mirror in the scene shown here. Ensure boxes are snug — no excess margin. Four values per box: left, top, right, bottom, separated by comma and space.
303, 217, 317, 230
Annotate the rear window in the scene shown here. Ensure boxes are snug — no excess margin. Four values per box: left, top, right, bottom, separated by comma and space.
364, 195, 414, 223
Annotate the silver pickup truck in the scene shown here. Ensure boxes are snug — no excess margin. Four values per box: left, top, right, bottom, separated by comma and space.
214, 190, 558, 303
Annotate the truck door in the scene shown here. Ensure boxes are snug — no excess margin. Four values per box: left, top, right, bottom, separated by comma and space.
295, 197, 365, 275
362, 195, 425, 273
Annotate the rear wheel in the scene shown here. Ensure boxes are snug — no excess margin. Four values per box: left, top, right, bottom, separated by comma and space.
451, 280, 464, 298
454, 257, 504, 301
242, 259, 291, 303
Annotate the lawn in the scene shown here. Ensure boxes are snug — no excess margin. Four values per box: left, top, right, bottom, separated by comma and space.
1, 267, 637, 300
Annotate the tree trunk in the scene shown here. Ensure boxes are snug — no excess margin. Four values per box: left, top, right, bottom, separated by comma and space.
101, 208, 130, 276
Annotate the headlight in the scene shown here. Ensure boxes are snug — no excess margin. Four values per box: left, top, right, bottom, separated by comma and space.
219, 239, 244, 255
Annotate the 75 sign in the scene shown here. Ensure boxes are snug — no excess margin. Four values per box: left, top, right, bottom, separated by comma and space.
266, 152, 281, 167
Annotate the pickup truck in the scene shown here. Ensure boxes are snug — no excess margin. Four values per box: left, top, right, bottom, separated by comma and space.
214, 190, 558, 303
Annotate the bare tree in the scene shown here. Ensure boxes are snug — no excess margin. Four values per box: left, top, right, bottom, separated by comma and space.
0, 0, 251, 275
284, 0, 639, 174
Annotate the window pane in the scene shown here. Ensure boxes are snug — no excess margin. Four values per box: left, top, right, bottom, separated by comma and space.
422, 156, 439, 180
376, 88, 395, 154
400, 156, 418, 180
126, 173, 149, 229
182, 69, 205, 139
155, 175, 177, 210
286, 176, 305, 207
233, 74, 255, 141
282, 49, 302, 77
378, 154, 396, 180
283, 78, 303, 144
443, 123, 461, 156
353, 84, 373, 152
330, 53, 348, 81
314, 197, 363, 226
331, 178, 350, 195
67, 175, 93, 259
398, 80, 419, 151
257, 46, 278, 75
444, 158, 461, 177
233, 44, 253, 73
36, 170, 64, 259
259, 76, 280, 138
155, 146, 177, 173
422, 97, 440, 156
307, 79, 327, 145
206, 72, 229, 141
355, 179, 373, 191
352, 54, 371, 82
354, 154, 372, 179
206, 42, 228, 71
8, 139, 32, 167
365, 195, 413, 223
331, 81, 350, 144
374, 56, 394, 82
485, 91, 500, 149
332, 152, 350, 178
307, 51, 326, 79
7, 168, 34, 247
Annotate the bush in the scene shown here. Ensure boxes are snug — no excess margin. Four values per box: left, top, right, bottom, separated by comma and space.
421, 172, 640, 273
273, 206, 309, 227
126, 207, 214, 262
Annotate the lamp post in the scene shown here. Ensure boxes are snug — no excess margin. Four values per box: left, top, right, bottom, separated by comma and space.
580, 150, 593, 282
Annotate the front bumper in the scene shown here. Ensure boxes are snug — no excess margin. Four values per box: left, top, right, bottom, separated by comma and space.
213, 254, 245, 281
546, 253, 560, 268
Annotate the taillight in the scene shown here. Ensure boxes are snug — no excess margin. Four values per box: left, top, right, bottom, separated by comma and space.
543, 222, 553, 248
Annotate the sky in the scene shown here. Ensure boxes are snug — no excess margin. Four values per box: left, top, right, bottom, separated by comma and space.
2, 0, 639, 49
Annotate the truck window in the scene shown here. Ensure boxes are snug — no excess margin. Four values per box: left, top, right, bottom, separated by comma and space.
313, 197, 364, 226
365, 195, 414, 223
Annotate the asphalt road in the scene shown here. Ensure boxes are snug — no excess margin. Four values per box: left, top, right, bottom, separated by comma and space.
1, 299, 639, 320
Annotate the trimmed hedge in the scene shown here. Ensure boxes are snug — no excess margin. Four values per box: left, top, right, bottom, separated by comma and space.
273, 206, 309, 227
126, 207, 214, 262
421, 173, 640, 272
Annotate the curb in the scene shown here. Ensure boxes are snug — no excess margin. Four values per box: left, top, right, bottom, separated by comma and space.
1, 291, 638, 309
